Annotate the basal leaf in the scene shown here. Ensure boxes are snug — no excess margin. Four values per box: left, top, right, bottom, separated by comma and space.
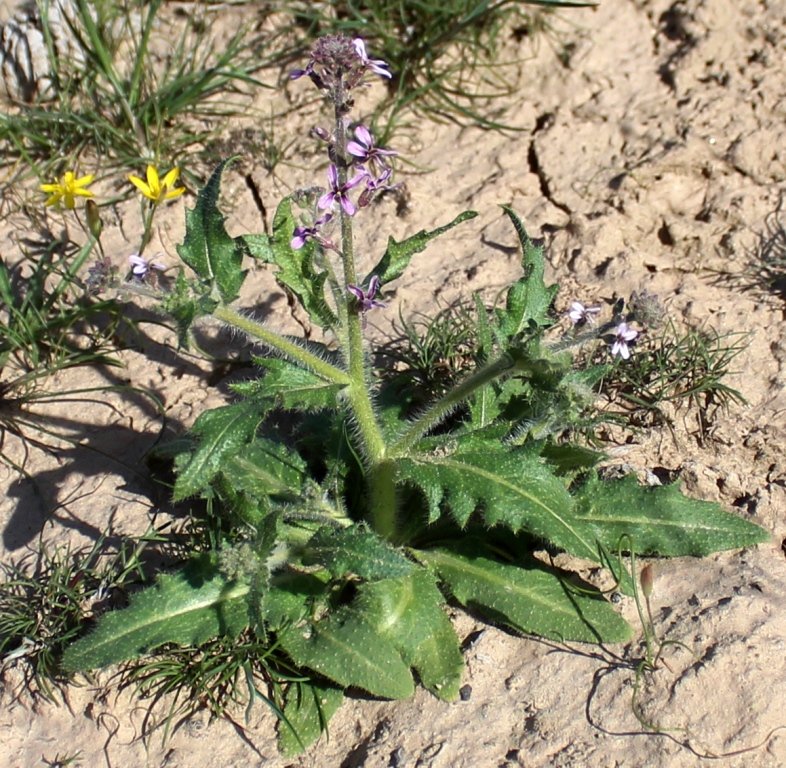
231, 357, 345, 411
279, 680, 344, 756
417, 546, 632, 643
265, 571, 330, 632
302, 525, 415, 580
62, 557, 249, 671
279, 612, 414, 699
573, 473, 770, 556
173, 401, 265, 501
357, 569, 463, 700
495, 206, 558, 341
222, 437, 307, 501
368, 211, 478, 288
395, 441, 601, 562
177, 158, 247, 304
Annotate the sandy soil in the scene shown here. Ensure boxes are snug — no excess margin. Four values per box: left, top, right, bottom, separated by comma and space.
2, 0, 786, 766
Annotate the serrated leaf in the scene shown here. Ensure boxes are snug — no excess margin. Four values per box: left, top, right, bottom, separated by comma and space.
173, 401, 265, 501
573, 473, 771, 556
279, 681, 344, 756
266, 571, 330, 632
368, 211, 478, 288
262, 198, 336, 328
177, 158, 247, 303
279, 612, 415, 699
241, 233, 274, 262
395, 441, 601, 562
495, 206, 558, 340
302, 525, 415, 580
222, 437, 307, 501
62, 557, 250, 670
357, 569, 463, 700
231, 357, 345, 411
418, 546, 632, 643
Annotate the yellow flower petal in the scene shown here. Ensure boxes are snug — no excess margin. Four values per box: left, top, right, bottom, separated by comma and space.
73, 173, 95, 188
164, 186, 186, 200
162, 167, 180, 189
145, 165, 160, 192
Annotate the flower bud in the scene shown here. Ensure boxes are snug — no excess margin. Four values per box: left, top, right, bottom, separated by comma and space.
86, 200, 102, 239
640, 563, 654, 598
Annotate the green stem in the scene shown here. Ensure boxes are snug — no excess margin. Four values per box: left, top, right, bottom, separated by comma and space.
390, 354, 515, 457
325, 76, 394, 535
139, 202, 155, 255
212, 305, 350, 386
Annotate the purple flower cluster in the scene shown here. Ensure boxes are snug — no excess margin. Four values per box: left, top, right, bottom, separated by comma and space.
290, 35, 391, 110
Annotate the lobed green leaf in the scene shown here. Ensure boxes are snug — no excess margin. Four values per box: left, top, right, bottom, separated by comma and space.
177, 158, 247, 304
395, 440, 601, 562
302, 525, 415, 581
279, 680, 345, 756
495, 206, 558, 341
231, 357, 345, 411
368, 210, 478, 288
241, 198, 336, 328
173, 401, 265, 501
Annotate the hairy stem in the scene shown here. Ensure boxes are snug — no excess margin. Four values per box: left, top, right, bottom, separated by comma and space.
212, 305, 350, 385
331, 77, 393, 536
390, 354, 515, 457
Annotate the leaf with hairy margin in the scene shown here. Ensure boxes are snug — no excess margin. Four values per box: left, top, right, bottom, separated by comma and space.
62, 557, 249, 671
302, 525, 414, 581
177, 158, 247, 303
240, 198, 336, 328
417, 545, 632, 643
357, 569, 463, 700
368, 211, 478, 288
573, 473, 770, 556
231, 357, 345, 411
173, 401, 265, 501
279, 680, 344, 756
394, 440, 601, 562
495, 206, 558, 341
279, 611, 414, 700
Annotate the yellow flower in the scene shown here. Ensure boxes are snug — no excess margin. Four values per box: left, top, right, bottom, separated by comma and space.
128, 165, 186, 204
40, 171, 95, 209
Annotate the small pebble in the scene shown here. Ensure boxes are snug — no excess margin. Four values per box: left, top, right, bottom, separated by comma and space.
459, 684, 472, 701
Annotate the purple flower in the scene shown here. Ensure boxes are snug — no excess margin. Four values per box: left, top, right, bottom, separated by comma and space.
129, 253, 166, 280
611, 322, 638, 359
318, 164, 366, 217
568, 301, 601, 325
357, 167, 395, 208
353, 38, 392, 79
291, 212, 333, 250
347, 125, 397, 173
348, 275, 387, 327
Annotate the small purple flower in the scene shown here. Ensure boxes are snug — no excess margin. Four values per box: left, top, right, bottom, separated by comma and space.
611, 322, 638, 360
291, 213, 333, 250
353, 38, 392, 79
347, 125, 397, 173
568, 301, 601, 325
129, 253, 166, 280
348, 275, 387, 327
357, 167, 395, 208
318, 164, 366, 217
